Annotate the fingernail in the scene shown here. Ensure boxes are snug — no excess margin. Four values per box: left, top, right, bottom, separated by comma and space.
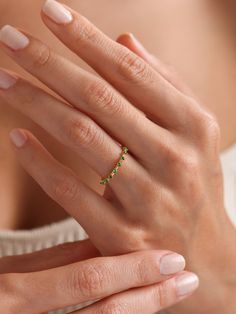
9, 129, 28, 148
160, 253, 186, 275
42, 0, 73, 24
0, 70, 17, 90
0, 25, 29, 50
176, 272, 199, 296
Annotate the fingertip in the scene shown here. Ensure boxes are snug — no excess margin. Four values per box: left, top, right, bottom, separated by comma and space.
160, 252, 186, 275
41, 0, 73, 25
116, 32, 151, 63
116, 32, 133, 43
175, 271, 199, 298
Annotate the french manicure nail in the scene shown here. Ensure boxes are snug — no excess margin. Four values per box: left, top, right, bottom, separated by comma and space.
42, 0, 73, 24
176, 272, 199, 296
0, 25, 29, 50
0, 70, 17, 90
9, 130, 28, 148
160, 253, 186, 275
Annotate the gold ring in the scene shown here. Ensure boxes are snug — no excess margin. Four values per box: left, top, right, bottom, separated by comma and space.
100, 146, 128, 185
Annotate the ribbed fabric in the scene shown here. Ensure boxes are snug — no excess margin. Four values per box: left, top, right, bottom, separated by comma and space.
0, 217, 88, 257
220, 142, 236, 226
0, 143, 235, 313
0, 218, 90, 313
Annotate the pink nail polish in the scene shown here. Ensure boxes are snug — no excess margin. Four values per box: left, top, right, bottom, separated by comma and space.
0, 25, 29, 50
9, 130, 27, 148
0, 70, 17, 90
42, 0, 73, 24
160, 253, 186, 275
176, 272, 199, 296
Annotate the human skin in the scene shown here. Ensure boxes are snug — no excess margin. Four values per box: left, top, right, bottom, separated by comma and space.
0, 240, 195, 313
1, 0, 236, 230
0, 1, 236, 313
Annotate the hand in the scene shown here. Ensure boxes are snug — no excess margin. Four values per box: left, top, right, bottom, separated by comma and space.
0, 241, 194, 314
0, 0, 235, 312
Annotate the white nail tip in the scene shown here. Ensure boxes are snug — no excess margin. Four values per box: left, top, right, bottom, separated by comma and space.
0, 25, 29, 50
43, 0, 73, 24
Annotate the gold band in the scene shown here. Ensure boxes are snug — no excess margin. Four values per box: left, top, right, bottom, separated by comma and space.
100, 146, 128, 185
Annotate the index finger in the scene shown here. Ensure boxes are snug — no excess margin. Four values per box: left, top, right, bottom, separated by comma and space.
6, 250, 185, 313
41, 0, 197, 129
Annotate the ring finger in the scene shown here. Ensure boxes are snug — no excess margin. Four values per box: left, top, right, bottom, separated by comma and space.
0, 70, 148, 208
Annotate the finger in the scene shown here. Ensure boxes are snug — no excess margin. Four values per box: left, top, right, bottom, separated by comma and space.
40, 0, 200, 129
117, 33, 194, 97
3, 250, 186, 313
0, 69, 147, 208
0, 25, 167, 167
0, 240, 100, 274
74, 271, 199, 314
8, 128, 123, 254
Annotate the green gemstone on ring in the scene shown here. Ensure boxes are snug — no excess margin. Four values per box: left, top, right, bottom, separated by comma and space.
123, 147, 128, 154
99, 146, 128, 184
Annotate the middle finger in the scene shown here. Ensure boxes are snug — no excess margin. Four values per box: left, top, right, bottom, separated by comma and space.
0, 25, 169, 167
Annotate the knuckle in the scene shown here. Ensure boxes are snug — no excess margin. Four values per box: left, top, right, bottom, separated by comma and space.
63, 116, 100, 148
85, 81, 123, 116
69, 263, 106, 299
117, 50, 152, 84
97, 301, 127, 314
31, 43, 51, 69
165, 143, 200, 173
73, 18, 98, 48
197, 110, 221, 143
51, 174, 79, 203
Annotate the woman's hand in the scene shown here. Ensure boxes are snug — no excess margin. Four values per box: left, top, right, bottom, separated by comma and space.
0, 242, 194, 313
0, 0, 235, 312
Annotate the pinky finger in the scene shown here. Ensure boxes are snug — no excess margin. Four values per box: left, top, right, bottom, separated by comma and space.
74, 271, 199, 314
8, 128, 118, 253
117, 33, 194, 97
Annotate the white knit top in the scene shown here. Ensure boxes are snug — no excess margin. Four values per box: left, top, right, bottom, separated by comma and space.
0, 143, 236, 313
